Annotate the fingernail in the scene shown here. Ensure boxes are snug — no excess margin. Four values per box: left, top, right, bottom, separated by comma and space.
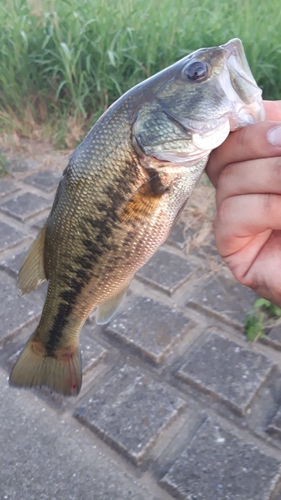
268, 125, 281, 147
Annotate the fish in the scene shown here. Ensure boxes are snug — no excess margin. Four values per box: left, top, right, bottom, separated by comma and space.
9, 38, 265, 396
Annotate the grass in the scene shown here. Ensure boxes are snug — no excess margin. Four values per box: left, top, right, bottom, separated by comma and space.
1, 0, 281, 146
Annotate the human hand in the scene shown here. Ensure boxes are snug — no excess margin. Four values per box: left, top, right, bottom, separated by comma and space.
206, 100, 281, 306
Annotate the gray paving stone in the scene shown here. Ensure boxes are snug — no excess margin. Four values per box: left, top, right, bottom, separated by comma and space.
75, 364, 186, 465
167, 220, 188, 249
6, 157, 40, 173
24, 169, 61, 192
137, 249, 197, 295
187, 274, 258, 328
0, 220, 26, 253
32, 217, 47, 230
160, 417, 281, 500
80, 329, 107, 374
0, 368, 153, 500
0, 178, 19, 198
0, 270, 47, 341
178, 332, 274, 415
0, 249, 26, 276
106, 296, 190, 363
267, 406, 281, 440
0, 192, 51, 222
262, 324, 281, 352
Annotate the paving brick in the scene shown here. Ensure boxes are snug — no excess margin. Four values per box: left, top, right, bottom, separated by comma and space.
0, 270, 47, 341
262, 325, 281, 352
167, 220, 188, 249
160, 418, 281, 500
0, 368, 153, 500
137, 249, 197, 295
0, 192, 51, 222
187, 274, 258, 328
178, 332, 274, 415
267, 406, 281, 440
0, 178, 19, 198
0, 220, 26, 253
24, 169, 61, 192
80, 329, 107, 374
6, 158, 40, 173
32, 217, 47, 230
74, 364, 186, 464
106, 296, 190, 363
0, 249, 26, 276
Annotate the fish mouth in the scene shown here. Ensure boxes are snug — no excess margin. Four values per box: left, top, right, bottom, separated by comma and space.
220, 38, 265, 127
222, 39, 261, 99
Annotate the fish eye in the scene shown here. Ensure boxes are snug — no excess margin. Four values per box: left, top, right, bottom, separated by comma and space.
183, 60, 209, 81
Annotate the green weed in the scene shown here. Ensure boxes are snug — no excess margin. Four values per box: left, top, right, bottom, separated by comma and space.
245, 298, 281, 342
0, 152, 9, 177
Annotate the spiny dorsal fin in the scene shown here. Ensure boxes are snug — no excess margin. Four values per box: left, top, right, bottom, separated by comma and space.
96, 285, 129, 325
18, 226, 47, 295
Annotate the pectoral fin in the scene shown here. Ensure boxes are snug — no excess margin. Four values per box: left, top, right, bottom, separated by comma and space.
18, 226, 47, 295
121, 174, 167, 223
96, 285, 130, 324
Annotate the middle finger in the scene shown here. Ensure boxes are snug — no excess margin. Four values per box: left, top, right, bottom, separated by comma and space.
216, 156, 281, 208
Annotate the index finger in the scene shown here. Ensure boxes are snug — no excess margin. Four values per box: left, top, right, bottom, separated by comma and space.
206, 100, 281, 187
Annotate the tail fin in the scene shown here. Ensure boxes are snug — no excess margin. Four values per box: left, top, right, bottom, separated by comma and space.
9, 333, 82, 397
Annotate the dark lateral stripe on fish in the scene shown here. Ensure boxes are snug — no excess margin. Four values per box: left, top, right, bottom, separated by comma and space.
44, 162, 141, 354
40, 123, 160, 356
45, 237, 114, 353
46, 272, 88, 353
45, 301, 71, 354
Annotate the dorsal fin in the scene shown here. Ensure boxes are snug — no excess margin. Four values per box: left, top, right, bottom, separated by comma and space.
18, 226, 47, 295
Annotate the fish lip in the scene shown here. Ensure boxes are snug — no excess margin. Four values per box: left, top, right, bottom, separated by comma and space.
221, 38, 262, 100
219, 39, 265, 126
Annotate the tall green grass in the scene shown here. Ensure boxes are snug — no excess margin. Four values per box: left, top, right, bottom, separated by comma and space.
1, 0, 281, 145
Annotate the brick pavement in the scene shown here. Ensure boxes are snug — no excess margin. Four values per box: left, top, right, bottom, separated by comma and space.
1, 156, 281, 499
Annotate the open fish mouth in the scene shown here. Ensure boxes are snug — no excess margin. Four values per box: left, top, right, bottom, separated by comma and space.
222, 38, 261, 97
220, 38, 265, 125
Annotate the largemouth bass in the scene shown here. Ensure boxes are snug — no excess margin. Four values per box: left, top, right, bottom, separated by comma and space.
10, 39, 265, 396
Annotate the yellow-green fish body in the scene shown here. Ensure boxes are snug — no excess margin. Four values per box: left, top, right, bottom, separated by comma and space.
10, 39, 265, 396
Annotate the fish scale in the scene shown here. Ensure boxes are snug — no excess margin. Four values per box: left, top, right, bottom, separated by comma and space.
10, 39, 265, 396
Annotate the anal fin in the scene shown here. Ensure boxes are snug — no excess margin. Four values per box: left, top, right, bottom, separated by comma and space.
18, 226, 47, 295
96, 285, 129, 325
